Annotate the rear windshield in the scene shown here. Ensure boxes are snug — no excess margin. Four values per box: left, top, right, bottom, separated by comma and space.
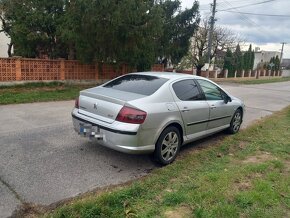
104, 74, 168, 96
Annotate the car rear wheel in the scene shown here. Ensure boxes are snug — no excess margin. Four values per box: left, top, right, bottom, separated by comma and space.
228, 109, 242, 134
154, 126, 181, 165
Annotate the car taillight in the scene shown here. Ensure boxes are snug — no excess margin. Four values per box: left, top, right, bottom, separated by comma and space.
75, 97, 79, 109
116, 106, 147, 124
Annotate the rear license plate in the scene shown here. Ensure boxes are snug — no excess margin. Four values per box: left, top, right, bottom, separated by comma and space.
79, 124, 102, 139
79, 123, 92, 134
80, 126, 85, 133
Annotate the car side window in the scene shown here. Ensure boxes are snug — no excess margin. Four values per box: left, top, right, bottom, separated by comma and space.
172, 79, 204, 101
196, 79, 223, 101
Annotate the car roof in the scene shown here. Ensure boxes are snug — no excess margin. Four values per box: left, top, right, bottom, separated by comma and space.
131, 71, 204, 80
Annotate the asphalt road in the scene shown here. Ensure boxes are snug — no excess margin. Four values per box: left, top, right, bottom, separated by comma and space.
1, 81, 290, 217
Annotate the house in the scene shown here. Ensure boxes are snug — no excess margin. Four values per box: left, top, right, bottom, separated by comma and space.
253, 47, 280, 70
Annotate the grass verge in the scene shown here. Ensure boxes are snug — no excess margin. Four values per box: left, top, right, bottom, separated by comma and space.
226, 77, 290, 85
1, 78, 290, 105
33, 107, 290, 217
0, 82, 96, 105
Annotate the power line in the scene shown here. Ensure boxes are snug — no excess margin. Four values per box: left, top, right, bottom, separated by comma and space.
219, 0, 275, 11
218, 0, 287, 53
218, 0, 273, 42
221, 10, 290, 17
218, 0, 264, 29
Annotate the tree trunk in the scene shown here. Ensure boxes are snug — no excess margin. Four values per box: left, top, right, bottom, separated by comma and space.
7, 43, 13, 57
68, 43, 75, 60
196, 66, 202, 76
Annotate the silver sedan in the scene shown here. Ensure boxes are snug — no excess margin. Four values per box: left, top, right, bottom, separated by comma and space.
72, 72, 244, 165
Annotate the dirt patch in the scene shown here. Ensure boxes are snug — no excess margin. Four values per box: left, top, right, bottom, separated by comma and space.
228, 141, 249, 155
238, 141, 248, 150
164, 205, 192, 218
236, 181, 252, 191
11, 203, 47, 218
282, 159, 290, 174
242, 152, 273, 164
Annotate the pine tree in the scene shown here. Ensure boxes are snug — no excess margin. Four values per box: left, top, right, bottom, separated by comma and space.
250, 45, 255, 70
234, 44, 243, 72
1, 0, 199, 71
243, 44, 254, 71
223, 48, 234, 77
274, 55, 280, 71
243, 50, 249, 71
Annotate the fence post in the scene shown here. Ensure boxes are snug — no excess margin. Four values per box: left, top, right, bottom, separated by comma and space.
95, 63, 99, 80
60, 59, 65, 80
224, 69, 228, 78
214, 70, 218, 79
15, 58, 22, 81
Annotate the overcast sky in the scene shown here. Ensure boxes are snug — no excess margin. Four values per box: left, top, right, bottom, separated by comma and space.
181, 0, 290, 58
1, 0, 289, 58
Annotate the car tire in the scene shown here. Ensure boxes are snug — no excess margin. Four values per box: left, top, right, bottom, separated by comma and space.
154, 126, 181, 165
227, 109, 242, 134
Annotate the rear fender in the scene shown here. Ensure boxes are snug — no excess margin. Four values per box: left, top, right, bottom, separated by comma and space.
153, 119, 185, 146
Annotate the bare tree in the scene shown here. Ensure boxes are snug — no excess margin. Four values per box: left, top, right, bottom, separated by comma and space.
179, 18, 243, 75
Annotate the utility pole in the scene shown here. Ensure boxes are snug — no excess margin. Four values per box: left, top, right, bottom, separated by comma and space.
280, 42, 287, 69
207, 0, 217, 70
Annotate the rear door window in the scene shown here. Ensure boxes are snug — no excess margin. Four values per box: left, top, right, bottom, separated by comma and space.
172, 79, 204, 101
104, 74, 168, 96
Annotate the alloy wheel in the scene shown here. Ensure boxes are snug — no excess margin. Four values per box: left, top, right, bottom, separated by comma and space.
161, 131, 179, 161
233, 112, 242, 132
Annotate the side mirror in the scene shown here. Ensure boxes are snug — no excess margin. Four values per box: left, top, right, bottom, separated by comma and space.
223, 95, 232, 104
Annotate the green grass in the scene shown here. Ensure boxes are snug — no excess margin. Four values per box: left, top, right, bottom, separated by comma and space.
38, 107, 290, 218
227, 77, 290, 85
0, 82, 96, 105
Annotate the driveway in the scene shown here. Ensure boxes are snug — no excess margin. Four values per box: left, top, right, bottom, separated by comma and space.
1, 81, 290, 217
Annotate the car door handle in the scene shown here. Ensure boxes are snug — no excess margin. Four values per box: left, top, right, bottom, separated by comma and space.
181, 107, 190, 112
210, 105, 216, 109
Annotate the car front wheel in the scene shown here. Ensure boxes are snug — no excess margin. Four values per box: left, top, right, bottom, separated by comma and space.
228, 109, 242, 134
154, 126, 181, 165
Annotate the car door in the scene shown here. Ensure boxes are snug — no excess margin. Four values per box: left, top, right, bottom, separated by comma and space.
195, 79, 233, 130
171, 79, 210, 139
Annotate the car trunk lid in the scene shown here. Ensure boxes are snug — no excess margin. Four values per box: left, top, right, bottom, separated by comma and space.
78, 87, 146, 124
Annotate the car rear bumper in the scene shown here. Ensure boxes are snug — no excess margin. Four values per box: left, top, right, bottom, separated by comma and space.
72, 109, 155, 154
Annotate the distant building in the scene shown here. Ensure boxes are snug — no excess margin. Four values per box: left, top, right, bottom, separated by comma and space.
253, 47, 280, 70
281, 59, 290, 69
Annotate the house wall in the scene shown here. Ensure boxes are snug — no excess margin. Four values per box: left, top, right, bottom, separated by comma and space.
253, 51, 280, 70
